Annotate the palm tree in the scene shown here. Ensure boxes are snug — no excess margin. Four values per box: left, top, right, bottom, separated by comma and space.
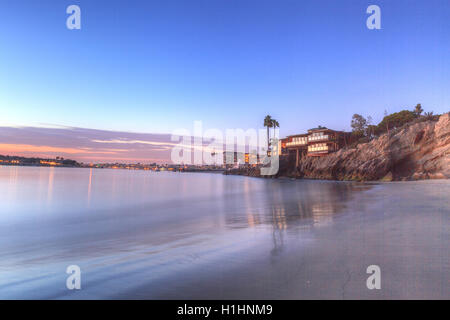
271, 119, 279, 131
264, 115, 273, 152
271, 119, 279, 141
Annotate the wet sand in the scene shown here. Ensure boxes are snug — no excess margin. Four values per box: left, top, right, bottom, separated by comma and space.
120, 180, 449, 299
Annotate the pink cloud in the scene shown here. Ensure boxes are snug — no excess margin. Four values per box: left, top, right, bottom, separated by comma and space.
0, 126, 175, 163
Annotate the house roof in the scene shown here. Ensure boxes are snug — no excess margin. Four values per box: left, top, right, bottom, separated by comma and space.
308, 127, 328, 131
287, 133, 308, 138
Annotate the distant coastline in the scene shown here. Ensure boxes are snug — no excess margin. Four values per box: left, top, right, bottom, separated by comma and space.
0, 155, 80, 168
0, 155, 225, 173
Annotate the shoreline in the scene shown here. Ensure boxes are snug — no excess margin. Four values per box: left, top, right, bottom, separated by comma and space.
224, 167, 450, 182
3, 163, 448, 183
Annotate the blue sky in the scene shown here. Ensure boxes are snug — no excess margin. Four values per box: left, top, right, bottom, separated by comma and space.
1, 0, 449, 138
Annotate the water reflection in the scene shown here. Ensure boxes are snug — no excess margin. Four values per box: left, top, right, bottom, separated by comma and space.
1, 166, 447, 299
0, 166, 372, 238
6, 165, 19, 204
87, 168, 93, 207
0, 166, 374, 299
217, 179, 373, 255
47, 167, 55, 204
223, 179, 372, 231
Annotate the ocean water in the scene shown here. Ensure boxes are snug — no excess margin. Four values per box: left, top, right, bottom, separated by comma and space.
0, 166, 448, 299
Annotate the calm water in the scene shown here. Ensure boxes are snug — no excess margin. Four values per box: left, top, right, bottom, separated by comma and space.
0, 166, 448, 299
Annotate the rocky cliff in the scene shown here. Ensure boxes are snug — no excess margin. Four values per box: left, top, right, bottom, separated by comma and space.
226, 113, 450, 181
296, 112, 450, 181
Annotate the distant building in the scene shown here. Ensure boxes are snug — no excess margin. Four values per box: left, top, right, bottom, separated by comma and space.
223, 151, 260, 167
244, 153, 250, 164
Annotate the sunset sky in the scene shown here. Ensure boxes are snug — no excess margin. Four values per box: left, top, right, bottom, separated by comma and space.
0, 125, 174, 163
1, 0, 449, 163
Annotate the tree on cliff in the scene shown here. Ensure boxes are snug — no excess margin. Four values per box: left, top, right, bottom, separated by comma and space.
376, 110, 416, 134
351, 114, 368, 135
423, 111, 435, 120
413, 104, 424, 117
384, 110, 390, 134
366, 116, 375, 140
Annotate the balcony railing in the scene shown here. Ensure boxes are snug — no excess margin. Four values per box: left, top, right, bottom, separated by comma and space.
308, 146, 329, 152
286, 140, 307, 147
308, 134, 329, 142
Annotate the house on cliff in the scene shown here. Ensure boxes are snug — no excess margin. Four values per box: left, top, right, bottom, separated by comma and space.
280, 127, 353, 166
306, 127, 352, 156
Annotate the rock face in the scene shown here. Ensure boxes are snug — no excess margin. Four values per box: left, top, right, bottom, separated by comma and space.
295, 113, 450, 181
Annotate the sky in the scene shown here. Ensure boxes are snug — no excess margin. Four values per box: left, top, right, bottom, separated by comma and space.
0, 0, 449, 162
0, 126, 175, 163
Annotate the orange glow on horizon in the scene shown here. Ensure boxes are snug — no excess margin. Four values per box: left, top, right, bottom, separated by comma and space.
0, 143, 169, 164
0, 143, 118, 155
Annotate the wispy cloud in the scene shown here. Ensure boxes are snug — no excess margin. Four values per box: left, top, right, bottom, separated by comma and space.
0, 125, 258, 163
0, 126, 175, 163
91, 139, 175, 149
